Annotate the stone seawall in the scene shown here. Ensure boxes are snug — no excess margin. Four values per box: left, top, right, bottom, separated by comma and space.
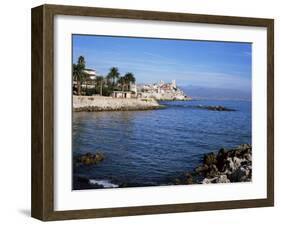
73, 95, 163, 112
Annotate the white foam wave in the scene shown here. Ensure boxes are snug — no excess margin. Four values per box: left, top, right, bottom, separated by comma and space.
89, 179, 119, 188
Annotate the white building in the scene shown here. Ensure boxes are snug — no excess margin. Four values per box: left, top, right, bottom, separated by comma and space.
130, 82, 137, 93
83, 68, 97, 80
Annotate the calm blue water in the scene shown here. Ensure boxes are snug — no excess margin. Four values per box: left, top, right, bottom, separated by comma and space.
73, 100, 251, 189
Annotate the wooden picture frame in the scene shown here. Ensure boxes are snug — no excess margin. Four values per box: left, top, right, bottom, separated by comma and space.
31, 4, 274, 221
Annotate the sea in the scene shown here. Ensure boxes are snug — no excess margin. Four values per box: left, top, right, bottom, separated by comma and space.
72, 100, 252, 189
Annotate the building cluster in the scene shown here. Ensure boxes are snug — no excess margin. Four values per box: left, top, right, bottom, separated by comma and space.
73, 67, 191, 101
135, 80, 191, 101
113, 80, 191, 101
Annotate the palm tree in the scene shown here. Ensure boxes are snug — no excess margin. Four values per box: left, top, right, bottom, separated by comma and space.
124, 72, 136, 91
77, 56, 86, 68
117, 76, 126, 91
73, 56, 86, 95
95, 76, 104, 96
107, 67, 120, 88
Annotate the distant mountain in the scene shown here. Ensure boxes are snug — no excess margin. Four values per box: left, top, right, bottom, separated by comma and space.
181, 85, 251, 101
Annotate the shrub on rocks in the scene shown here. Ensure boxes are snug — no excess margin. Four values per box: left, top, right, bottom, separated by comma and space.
203, 152, 217, 166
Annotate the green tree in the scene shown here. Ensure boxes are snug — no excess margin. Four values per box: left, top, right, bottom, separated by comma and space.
73, 56, 86, 95
107, 67, 120, 88
117, 76, 126, 91
124, 72, 136, 91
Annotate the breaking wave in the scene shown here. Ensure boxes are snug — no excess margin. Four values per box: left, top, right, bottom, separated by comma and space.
89, 179, 119, 188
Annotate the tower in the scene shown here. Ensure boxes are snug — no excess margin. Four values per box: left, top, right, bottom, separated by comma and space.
172, 80, 176, 89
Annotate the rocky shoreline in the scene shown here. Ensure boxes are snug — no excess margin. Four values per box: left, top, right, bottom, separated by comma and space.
73, 96, 236, 113
176, 144, 252, 185
73, 144, 252, 189
73, 95, 164, 112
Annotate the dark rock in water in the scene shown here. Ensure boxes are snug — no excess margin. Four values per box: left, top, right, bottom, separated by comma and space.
76, 176, 89, 183
183, 144, 252, 185
174, 172, 195, 185
184, 173, 194, 184
76, 152, 105, 165
174, 178, 182, 185
73, 176, 104, 190
197, 105, 236, 111
119, 182, 158, 188
206, 164, 219, 178
94, 152, 105, 162
195, 164, 209, 174
216, 148, 227, 171
229, 165, 252, 182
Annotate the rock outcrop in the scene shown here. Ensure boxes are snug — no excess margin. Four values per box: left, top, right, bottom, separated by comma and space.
180, 144, 252, 185
196, 105, 236, 111
76, 152, 105, 165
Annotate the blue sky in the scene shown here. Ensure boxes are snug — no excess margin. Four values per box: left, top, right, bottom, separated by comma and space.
72, 35, 252, 92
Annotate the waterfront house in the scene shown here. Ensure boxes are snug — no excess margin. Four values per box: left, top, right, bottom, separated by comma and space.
82, 68, 97, 89
83, 68, 97, 79
112, 91, 133, 98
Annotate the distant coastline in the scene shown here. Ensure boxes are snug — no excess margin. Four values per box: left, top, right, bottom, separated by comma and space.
181, 86, 251, 102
